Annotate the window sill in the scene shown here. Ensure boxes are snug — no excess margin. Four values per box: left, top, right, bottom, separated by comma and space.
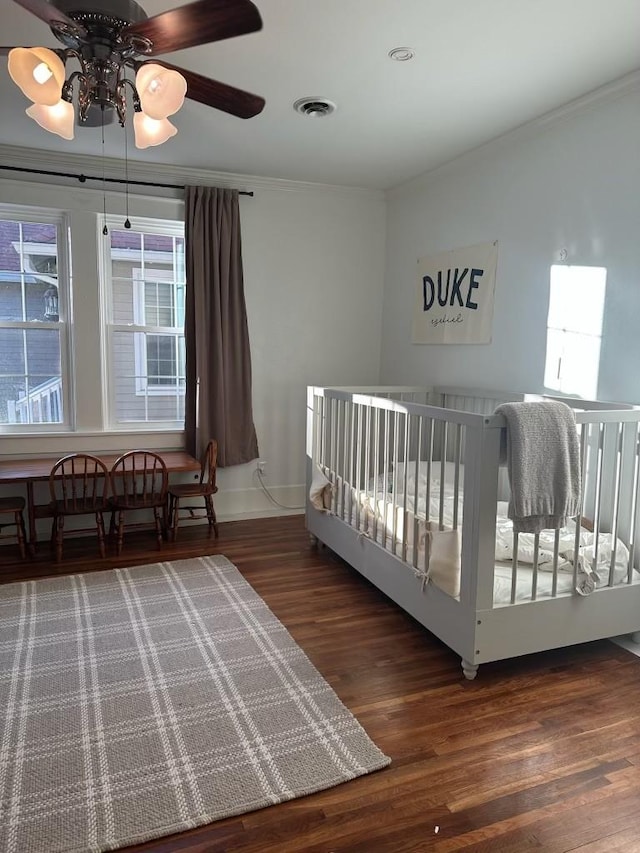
0, 428, 186, 460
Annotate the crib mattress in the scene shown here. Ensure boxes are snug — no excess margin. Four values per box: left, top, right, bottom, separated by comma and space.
328, 468, 637, 603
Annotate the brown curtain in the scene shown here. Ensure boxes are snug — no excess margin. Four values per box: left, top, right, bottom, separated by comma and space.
184, 186, 259, 467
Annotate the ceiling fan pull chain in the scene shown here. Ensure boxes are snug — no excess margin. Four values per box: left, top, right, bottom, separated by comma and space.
123, 117, 131, 230
101, 104, 108, 236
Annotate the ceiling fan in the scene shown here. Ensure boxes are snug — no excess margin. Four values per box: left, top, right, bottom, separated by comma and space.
4, 0, 265, 148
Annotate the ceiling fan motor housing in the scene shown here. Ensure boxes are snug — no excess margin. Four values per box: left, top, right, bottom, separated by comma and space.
54, 0, 148, 27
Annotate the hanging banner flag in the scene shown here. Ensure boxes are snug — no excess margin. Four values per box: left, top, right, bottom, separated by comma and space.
412, 241, 498, 344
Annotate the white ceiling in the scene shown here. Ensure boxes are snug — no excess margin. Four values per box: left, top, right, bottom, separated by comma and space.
1, 0, 639, 190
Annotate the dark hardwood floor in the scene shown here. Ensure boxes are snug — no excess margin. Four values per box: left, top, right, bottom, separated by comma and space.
3, 515, 640, 852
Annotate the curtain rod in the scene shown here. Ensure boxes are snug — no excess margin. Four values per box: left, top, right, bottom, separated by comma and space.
0, 164, 254, 195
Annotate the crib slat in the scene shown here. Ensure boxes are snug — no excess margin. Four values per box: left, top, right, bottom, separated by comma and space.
391, 410, 401, 548
592, 422, 605, 574
354, 403, 362, 531
412, 415, 423, 568
510, 531, 519, 604
329, 397, 337, 515
607, 422, 623, 587
451, 424, 461, 530
439, 422, 447, 530
372, 406, 380, 541
627, 425, 640, 583
574, 422, 588, 592
425, 419, 434, 525
551, 529, 560, 597
531, 533, 540, 601
401, 411, 410, 561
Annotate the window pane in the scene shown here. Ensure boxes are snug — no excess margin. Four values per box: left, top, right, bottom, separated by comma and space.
0, 327, 62, 424
0, 219, 60, 322
111, 277, 135, 324
0, 277, 58, 322
112, 330, 184, 423
26, 278, 58, 322
143, 233, 173, 253
175, 237, 185, 283
146, 334, 176, 385
111, 230, 141, 252
144, 281, 174, 326
22, 222, 57, 252
547, 265, 607, 335
0, 276, 24, 321
545, 328, 601, 399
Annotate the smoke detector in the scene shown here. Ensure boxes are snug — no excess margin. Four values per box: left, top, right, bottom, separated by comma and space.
293, 97, 337, 117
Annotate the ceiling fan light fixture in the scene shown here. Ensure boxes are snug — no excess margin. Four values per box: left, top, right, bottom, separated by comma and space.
135, 63, 187, 120
25, 99, 75, 140
8, 46, 65, 106
133, 111, 177, 149
5, 0, 265, 148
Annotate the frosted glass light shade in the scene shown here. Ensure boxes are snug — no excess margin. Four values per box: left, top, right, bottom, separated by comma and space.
8, 47, 65, 106
133, 112, 177, 148
26, 100, 75, 140
136, 63, 186, 120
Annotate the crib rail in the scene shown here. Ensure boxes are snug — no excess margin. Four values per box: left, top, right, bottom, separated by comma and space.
307, 385, 640, 610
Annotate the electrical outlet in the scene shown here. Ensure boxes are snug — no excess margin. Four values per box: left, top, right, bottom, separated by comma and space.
257, 459, 267, 475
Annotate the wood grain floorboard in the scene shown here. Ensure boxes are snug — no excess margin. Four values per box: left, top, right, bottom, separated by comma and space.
2, 514, 640, 852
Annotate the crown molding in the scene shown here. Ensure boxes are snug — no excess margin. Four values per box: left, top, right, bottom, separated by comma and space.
389, 68, 640, 198
0, 144, 384, 201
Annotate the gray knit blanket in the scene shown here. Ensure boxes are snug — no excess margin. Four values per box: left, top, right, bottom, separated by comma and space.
495, 400, 582, 533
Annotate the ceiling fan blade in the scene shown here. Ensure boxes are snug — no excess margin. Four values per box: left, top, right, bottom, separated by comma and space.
139, 60, 265, 119
122, 0, 262, 56
11, 0, 86, 36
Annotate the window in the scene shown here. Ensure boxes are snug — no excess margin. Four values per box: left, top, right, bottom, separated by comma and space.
102, 217, 186, 427
0, 210, 69, 429
544, 265, 607, 399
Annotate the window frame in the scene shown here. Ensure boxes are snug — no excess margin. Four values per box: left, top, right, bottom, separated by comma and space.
0, 204, 73, 434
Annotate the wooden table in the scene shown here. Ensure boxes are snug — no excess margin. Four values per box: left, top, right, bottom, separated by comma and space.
0, 451, 201, 553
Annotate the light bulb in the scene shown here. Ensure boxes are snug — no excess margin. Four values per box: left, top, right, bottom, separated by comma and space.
32, 61, 53, 84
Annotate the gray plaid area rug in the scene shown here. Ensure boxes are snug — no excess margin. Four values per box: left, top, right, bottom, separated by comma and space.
0, 555, 390, 853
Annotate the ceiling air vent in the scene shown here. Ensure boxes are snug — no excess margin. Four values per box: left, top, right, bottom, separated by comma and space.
293, 97, 337, 118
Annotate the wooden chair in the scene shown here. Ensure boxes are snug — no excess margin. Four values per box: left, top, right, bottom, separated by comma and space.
109, 450, 168, 555
168, 439, 219, 541
0, 495, 28, 560
49, 454, 110, 562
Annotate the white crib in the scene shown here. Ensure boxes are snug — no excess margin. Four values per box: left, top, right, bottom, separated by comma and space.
306, 385, 640, 679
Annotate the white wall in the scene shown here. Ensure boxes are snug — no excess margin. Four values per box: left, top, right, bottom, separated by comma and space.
0, 154, 386, 522
381, 77, 640, 404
